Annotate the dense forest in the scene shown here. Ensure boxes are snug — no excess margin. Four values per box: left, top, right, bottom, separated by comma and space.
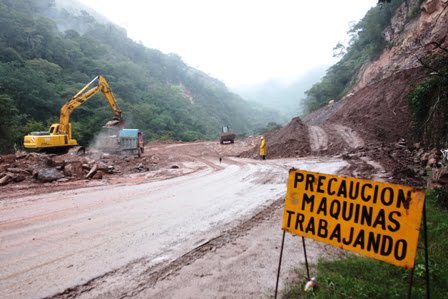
0, 0, 282, 153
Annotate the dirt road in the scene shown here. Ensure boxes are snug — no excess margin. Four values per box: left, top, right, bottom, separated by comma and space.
0, 141, 348, 299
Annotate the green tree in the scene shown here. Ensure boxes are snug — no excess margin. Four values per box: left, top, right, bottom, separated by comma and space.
0, 94, 19, 153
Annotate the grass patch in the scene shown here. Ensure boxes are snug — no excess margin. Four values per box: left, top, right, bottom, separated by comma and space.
282, 189, 448, 298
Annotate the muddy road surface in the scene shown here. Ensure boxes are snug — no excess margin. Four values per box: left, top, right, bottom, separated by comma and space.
0, 141, 348, 298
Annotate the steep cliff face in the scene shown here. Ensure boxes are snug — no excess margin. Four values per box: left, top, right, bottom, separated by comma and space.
355, 0, 448, 91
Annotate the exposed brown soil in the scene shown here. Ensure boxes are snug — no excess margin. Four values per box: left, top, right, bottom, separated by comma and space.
327, 68, 429, 144
237, 73, 428, 188
241, 117, 311, 159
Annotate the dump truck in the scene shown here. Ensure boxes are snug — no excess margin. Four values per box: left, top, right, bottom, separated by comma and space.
95, 128, 144, 157
220, 126, 235, 144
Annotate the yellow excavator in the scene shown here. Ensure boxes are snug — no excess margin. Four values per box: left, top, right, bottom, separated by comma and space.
23, 75, 124, 154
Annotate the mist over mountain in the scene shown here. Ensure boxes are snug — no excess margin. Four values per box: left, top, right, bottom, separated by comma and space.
233, 66, 328, 119
0, 0, 284, 153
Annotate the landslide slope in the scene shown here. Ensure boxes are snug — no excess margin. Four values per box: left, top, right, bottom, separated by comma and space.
241, 0, 446, 187
305, 0, 448, 144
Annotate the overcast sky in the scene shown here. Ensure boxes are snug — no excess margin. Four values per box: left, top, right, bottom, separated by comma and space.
77, 0, 377, 87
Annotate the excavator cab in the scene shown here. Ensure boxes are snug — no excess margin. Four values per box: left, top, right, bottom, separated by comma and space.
49, 124, 59, 134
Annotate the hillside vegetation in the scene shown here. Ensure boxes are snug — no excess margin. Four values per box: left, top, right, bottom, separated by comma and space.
0, 0, 281, 153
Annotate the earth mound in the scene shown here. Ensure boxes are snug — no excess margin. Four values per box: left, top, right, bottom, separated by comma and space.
241, 117, 310, 159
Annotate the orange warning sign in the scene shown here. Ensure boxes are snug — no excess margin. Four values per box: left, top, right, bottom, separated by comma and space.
282, 169, 425, 269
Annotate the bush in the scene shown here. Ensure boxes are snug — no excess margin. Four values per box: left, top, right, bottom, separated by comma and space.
407, 54, 448, 147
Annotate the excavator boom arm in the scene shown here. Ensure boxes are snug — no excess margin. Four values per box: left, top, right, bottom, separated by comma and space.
58, 75, 123, 134
97, 75, 122, 120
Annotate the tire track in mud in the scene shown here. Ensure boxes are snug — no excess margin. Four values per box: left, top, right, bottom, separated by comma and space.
308, 125, 329, 152
333, 124, 364, 148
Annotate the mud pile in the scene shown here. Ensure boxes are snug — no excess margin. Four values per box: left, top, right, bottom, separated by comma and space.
241, 117, 310, 159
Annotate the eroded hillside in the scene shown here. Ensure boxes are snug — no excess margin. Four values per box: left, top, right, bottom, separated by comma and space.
307, 0, 447, 143
243, 0, 447, 187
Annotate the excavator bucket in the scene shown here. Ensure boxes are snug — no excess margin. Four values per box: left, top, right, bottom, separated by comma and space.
104, 116, 124, 128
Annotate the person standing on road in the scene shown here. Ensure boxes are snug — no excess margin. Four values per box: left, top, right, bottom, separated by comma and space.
259, 136, 266, 160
